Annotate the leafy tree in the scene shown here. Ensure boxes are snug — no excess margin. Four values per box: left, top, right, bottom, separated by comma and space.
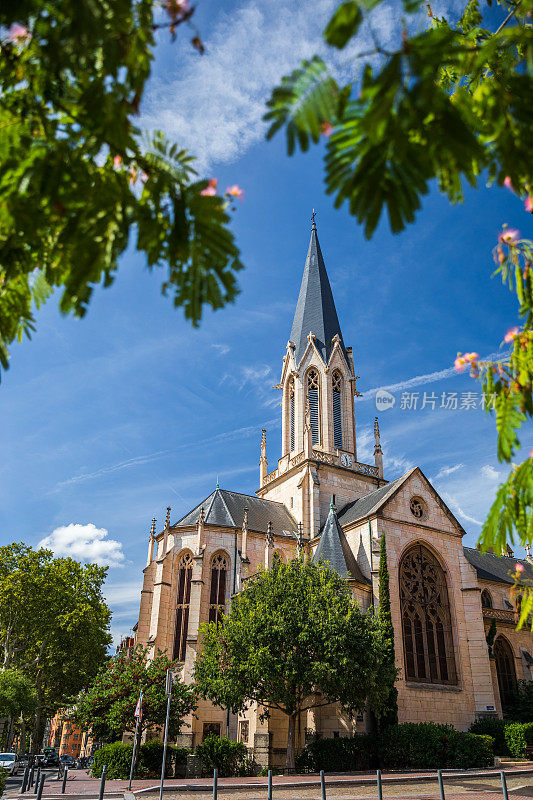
74, 644, 196, 742
0, 542, 112, 751
376, 534, 398, 728
0, 0, 243, 373
193, 557, 393, 771
0, 668, 36, 749
265, 0, 533, 623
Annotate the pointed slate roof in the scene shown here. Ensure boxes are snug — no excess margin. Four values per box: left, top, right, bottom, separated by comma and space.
463, 547, 533, 585
313, 503, 370, 584
290, 225, 348, 366
336, 470, 415, 528
174, 488, 298, 537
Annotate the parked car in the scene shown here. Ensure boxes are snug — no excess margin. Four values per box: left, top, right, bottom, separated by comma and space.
43, 753, 59, 767
0, 753, 20, 776
59, 755, 75, 767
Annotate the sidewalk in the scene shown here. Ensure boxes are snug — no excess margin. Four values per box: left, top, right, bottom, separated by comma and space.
5, 765, 533, 800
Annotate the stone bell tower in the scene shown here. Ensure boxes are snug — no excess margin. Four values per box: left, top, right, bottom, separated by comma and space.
257, 216, 383, 537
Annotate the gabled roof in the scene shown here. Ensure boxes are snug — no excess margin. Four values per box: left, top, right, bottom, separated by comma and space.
336, 470, 416, 528
290, 225, 348, 366
463, 547, 533, 585
313, 503, 370, 584
336, 467, 465, 536
174, 488, 298, 537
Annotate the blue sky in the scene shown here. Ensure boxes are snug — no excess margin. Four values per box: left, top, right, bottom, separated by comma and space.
1, 0, 531, 645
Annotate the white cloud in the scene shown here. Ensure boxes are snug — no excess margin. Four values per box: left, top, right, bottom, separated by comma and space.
441, 492, 483, 527
222, 363, 279, 408
212, 343, 230, 355
141, 0, 402, 171
104, 580, 143, 607
58, 450, 170, 487
433, 463, 464, 481
481, 464, 503, 482
39, 523, 125, 567
361, 351, 506, 403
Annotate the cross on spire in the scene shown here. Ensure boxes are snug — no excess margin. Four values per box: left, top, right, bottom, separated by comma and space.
311, 209, 317, 229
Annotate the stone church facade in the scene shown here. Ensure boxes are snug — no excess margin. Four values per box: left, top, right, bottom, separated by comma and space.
134, 221, 533, 767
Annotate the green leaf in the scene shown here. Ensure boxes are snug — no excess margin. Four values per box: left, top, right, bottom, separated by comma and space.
264, 57, 340, 155
324, 2, 363, 49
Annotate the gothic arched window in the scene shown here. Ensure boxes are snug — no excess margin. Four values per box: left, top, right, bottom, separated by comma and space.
307, 369, 320, 445
481, 589, 493, 609
494, 635, 518, 711
209, 551, 229, 624
173, 551, 193, 662
400, 544, 457, 685
288, 378, 295, 452
332, 371, 343, 450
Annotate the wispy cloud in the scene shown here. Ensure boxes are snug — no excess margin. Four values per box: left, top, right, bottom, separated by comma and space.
212, 343, 230, 356
441, 492, 483, 527
57, 450, 171, 488
39, 523, 125, 567
433, 464, 464, 481
222, 364, 279, 408
360, 351, 505, 402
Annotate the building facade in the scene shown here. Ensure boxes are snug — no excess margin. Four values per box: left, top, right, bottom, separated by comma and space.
134, 221, 533, 766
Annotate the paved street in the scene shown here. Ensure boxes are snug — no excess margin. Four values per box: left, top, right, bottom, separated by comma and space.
3, 767, 532, 800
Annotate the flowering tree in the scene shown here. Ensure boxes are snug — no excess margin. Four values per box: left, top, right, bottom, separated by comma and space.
265, 0, 533, 624
74, 645, 196, 742
0, 0, 244, 373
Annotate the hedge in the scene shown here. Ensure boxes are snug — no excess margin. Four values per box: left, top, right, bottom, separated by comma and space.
295, 735, 376, 772
194, 735, 249, 778
296, 724, 494, 772
505, 722, 533, 758
468, 717, 510, 756
0, 766, 6, 798
92, 740, 189, 779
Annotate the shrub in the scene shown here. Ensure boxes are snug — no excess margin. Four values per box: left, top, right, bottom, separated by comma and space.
469, 717, 510, 756
137, 740, 188, 778
505, 722, 533, 758
0, 766, 6, 797
195, 735, 247, 777
295, 735, 376, 773
379, 724, 493, 770
92, 741, 133, 779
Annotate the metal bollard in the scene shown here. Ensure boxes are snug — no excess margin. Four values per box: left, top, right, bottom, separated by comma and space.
501, 771, 509, 800
34, 766, 41, 794
36, 774, 45, 800
98, 764, 107, 800
29, 766, 35, 789
21, 767, 29, 794
268, 769, 273, 800
376, 770, 383, 800
61, 767, 68, 794
320, 770, 326, 800
437, 769, 446, 800
212, 768, 218, 800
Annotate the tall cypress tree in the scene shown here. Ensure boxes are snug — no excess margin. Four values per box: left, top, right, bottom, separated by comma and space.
378, 533, 398, 727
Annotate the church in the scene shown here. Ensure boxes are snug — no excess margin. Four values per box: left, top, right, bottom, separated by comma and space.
134, 220, 533, 767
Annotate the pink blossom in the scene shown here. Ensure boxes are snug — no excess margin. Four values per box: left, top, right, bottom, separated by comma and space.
525, 196, 533, 214
530, 448, 533, 458
201, 178, 218, 197
498, 228, 520, 244
504, 327, 519, 343
321, 122, 333, 137
455, 352, 479, 373
225, 184, 244, 200
8, 23, 31, 42
504, 176, 514, 191
515, 562, 525, 574
113, 155, 122, 169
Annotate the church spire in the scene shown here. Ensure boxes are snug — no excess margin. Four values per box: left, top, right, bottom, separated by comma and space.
289, 217, 347, 366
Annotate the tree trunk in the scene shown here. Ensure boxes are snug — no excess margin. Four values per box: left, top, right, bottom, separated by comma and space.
31, 706, 45, 754
20, 718, 26, 754
286, 713, 297, 772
